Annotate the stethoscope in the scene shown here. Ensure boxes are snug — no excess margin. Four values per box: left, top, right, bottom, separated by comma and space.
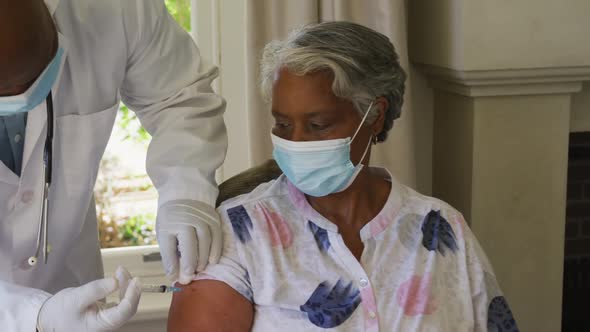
28, 92, 54, 266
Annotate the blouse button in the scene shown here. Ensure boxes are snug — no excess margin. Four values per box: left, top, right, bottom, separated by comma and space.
368, 311, 377, 319
359, 278, 369, 288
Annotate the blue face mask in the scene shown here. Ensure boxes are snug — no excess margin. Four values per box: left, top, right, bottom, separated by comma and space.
272, 102, 374, 197
0, 47, 64, 116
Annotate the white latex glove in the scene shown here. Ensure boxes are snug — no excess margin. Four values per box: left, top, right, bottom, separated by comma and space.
156, 199, 222, 284
37, 266, 142, 332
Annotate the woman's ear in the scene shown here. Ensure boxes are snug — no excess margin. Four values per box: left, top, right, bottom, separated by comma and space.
371, 97, 389, 139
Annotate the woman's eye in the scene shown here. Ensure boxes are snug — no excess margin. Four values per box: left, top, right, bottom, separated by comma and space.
274, 122, 290, 129
310, 123, 330, 130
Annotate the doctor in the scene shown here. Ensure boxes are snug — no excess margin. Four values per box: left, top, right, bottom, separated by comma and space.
0, 0, 227, 331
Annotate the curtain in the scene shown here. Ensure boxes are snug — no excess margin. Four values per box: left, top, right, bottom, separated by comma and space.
242, 0, 431, 192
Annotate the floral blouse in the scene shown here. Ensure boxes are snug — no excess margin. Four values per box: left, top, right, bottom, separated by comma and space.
198, 168, 518, 331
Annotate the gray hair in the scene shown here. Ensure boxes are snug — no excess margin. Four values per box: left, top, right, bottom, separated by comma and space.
260, 21, 406, 142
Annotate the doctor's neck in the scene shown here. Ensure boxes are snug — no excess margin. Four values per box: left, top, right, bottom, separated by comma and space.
0, 0, 58, 96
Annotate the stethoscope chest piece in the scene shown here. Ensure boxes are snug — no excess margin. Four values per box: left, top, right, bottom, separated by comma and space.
28, 256, 38, 266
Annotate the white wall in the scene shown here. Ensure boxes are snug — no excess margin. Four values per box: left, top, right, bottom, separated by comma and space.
463, 0, 590, 70
410, 0, 590, 71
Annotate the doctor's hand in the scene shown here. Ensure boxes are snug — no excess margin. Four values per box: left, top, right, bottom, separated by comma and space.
156, 199, 222, 284
37, 266, 141, 332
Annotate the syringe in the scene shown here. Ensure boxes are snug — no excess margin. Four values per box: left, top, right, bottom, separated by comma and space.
141, 284, 182, 293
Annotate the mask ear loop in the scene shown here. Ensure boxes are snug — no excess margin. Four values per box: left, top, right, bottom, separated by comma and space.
351, 101, 375, 166
351, 101, 374, 142
358, 134, 374, 165
336, 132, 374, 194
334, 102, 377, 194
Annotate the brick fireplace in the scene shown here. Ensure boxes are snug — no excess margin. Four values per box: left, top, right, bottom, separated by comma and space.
563, 132, 590, 331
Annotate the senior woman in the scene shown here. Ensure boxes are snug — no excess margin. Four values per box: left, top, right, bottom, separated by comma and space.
168, 22, 518, 332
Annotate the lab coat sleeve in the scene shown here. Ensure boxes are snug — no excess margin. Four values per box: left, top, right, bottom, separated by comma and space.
0, 281, 51, 331
119, 0, 227, 208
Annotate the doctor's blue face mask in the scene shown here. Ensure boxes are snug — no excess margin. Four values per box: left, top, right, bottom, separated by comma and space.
0, 47, 64, 116
271, 102, 375, 197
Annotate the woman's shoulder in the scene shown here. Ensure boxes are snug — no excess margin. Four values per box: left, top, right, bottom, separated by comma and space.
400, 184, 464, 221
371, 168, 462, 221
389, 182, 470, 245
215, 175, 299, 250
217, 175, 290, 214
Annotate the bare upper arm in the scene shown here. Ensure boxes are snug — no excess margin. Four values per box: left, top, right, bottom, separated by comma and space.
167, 280, 254, 332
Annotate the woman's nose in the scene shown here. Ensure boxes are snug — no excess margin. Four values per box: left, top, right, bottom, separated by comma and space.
288, 126, 308, 142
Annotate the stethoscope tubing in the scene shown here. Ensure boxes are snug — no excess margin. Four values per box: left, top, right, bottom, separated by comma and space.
30, 93, 54, 266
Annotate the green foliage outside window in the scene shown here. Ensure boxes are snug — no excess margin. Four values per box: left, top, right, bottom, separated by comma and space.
165, 0, 191, 31
120, 214, 157, 246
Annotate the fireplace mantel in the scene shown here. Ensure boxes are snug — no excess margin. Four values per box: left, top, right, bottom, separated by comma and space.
414, 64, 590, 97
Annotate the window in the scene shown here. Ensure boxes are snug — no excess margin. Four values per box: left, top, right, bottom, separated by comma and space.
97, 0, 192, 249
98, 1, 254, 300
97, 3, 196, 323
96, 1, 266, 325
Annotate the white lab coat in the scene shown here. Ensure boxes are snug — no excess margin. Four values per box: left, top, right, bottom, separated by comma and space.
0, 0, 227, 330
